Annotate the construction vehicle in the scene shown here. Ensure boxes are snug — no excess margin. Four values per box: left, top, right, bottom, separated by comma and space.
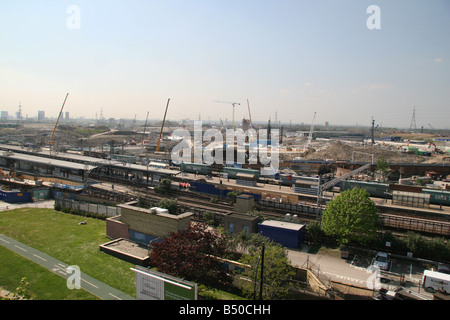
48, 93, 69, 151
142, 111, 149, 145
305, 111, 316, 149
428, 142, 445, 154
156, 98, 170, 152
246, 99, 256, 143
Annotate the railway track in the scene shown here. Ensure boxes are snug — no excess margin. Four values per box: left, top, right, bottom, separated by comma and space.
86, 181, 450, 237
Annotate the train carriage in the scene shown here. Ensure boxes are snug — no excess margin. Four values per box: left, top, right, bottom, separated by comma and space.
180, 162, 213, 176
422, 188, 450, 206
222, 167, 260, 180
340, 180, 390, 198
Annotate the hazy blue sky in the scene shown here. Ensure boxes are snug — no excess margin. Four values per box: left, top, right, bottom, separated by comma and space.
1, 0, 449, 128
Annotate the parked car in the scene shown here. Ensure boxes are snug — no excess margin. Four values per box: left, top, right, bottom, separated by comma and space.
373, 252, 391, 271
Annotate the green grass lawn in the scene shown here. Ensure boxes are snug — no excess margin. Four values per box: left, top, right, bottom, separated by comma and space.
0, 207, 247, 300
0, 208, 136, 299
0, 245, 98, 300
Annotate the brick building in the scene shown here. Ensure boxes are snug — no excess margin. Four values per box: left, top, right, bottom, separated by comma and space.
106, 201, 194, 244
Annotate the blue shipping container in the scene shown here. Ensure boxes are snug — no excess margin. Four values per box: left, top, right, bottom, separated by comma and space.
0, 190, 32, 203
258, 220, 305, 249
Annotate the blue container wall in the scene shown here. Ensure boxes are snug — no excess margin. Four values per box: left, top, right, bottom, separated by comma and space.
258, 224, 305, 249
189, 181, 262, 200
0, 190, 32, 203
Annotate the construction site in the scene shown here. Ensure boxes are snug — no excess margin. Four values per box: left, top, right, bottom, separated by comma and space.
1, 96, 450, 301
1, 107, 449, 167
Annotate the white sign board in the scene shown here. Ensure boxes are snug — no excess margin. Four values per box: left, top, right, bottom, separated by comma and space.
132, 266, 197, 300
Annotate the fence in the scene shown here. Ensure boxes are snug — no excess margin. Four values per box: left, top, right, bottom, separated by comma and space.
0, 200, 55, 212
303, 258, 332, 289
55, 197, 121, 218
380, 214, 450, 236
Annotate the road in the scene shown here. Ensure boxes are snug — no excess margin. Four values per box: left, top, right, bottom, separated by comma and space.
0, 233, 134, 300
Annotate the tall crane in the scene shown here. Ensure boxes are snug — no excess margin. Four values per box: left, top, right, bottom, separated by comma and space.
156, 98, 170, 152
246, 99, 256, 143
213, 101, 240, 129
142, 111, 149, 145
246, 99, 253, 131
49, 93, 69, 151
307, 111, 316, 148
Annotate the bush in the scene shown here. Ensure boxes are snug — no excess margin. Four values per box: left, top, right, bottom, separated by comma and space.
227, 191, 241, 204
203, 211, 219, 227
157, 198, 178, 215
363, 231, 450, 262
155, 178, 172, 194
306, 220, 325, 245
53, 204, 107, 220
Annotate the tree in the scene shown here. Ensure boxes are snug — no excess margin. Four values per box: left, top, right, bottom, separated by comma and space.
306, 220, 325, 245
149, 222, 232, 288
227, 230, 266, 256
2, 277, 34, 300
202, 211, 219, 227
321, 188, 379, 246
238, 237, 294, 300
227, 190, 241, 204
155, 178, 172, 194
376, 156, 389, 182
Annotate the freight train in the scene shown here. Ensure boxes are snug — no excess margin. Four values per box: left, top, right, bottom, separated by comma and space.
340, 180, 450, 206
179, 163, 260, 180
179, 163, 450, 206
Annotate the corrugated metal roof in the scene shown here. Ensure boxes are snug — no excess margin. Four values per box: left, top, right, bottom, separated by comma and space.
259, 220, 305, 231
5, 153, 96, 170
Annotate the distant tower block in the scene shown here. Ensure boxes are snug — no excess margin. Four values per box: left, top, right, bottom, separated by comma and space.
16, 103, 23, 119
38, 110, 45, 120
65, 111, 70, 120
1, 111, 8, 120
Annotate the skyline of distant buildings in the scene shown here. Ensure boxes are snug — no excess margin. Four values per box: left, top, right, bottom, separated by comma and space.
0, 107, 448, 131
0, 109, 70, 122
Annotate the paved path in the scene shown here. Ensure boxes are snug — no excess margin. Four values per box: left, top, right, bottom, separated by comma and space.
0, 233, 134, 300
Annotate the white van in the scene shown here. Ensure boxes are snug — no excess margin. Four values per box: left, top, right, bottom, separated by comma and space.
422, 270, 450, 294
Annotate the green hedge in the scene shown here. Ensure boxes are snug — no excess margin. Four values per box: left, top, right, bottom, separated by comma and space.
54, 204, 107, 220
